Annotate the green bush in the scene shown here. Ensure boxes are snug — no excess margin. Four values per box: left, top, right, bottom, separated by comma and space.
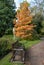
0, 35, 15, 58
0, 40, 8, 56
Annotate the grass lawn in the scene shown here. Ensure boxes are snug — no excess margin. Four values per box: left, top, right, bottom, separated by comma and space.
19, 40, 40, 49
0, 53, 24, 65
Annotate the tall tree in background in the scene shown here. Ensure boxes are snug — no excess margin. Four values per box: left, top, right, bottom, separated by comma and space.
0, 0, 16, 37
31, 0, 44, 35
31, 0, 44, 14
14, 1, 38, 40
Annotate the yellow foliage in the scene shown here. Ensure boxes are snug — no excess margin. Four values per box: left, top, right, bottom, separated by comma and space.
14, 1, 36, 39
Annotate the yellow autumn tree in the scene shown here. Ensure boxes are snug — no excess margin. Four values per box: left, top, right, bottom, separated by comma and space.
14, 1, 37, 40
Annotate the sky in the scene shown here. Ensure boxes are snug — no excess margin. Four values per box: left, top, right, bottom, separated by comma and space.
14, 0, 34, 9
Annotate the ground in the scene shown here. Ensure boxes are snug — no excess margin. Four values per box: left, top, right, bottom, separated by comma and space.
25, 41, 44, 65
0, 39, 40, 65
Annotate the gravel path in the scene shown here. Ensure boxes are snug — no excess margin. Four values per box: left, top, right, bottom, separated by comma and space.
25, 41, 44, 65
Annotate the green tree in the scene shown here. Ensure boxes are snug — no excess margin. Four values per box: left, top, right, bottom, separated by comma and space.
31, 0, 44, 15
41, 20, 44, 36
0, 0, 16, 37
31, 0, 44, 36
32, 13, 43, 34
